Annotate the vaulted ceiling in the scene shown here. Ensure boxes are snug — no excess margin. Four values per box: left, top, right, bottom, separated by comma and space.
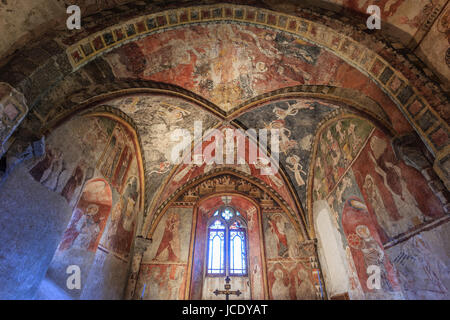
1, 0, 448, 86
1, 1, 448, 237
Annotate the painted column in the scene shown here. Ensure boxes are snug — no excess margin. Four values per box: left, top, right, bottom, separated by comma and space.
124, 236, 152, 300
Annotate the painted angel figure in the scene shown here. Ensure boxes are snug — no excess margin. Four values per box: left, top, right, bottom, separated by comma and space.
253, 157, 283, 187
286, 155, 306, 187
265, 120, 297, 154
273, 100, 314, 120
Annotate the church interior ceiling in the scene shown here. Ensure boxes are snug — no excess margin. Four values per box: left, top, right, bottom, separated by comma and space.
0, 0, 449, 302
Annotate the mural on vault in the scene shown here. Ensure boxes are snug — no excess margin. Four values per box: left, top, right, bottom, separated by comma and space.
271, 0, 447, 44
313, 118, 374, 202
107, 95, 218, 210
153, 125, 301, 220
237, 98, 338, 205
105, 24, 343, 111
352, 129, 445, 241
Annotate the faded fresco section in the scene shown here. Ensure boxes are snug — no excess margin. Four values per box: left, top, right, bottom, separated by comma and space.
324, 169, 404, 299
104, 24, 344, 112
108, 95, 219, 213
263, 210, 323, 300
237, 98, 338, 205
386, 221, 450, 300
29, 115, 143, 299
136, 206, 193, 300
313, 121, 448, 299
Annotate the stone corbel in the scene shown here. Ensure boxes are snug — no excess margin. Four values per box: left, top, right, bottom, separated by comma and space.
0, 83, 29, 158
392, 134, 449, 214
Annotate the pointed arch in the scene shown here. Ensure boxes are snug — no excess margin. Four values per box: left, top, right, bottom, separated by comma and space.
145, 168, 308, 242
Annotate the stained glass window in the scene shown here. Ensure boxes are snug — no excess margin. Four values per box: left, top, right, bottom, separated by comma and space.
207, 220, 225, 275
206, 207, 247, 276
221, 208, 233, 220
229, 229, 246, 275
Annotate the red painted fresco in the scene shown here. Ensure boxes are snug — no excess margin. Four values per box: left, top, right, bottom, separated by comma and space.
267, 261, 318, 300
155, 125, 299, 214
341, 197, 401, 293
352, 129, 445, 242
58, 179, 112, 252
105, 23, 413, 134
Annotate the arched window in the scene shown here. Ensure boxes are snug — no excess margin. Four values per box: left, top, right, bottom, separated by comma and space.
206, 206, 248, 276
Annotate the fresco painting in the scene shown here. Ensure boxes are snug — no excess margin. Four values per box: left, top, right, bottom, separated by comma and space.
105, 24, 344, 112
352, 129, 445, 241
415, 3, 450, 115
263, 211, 302, 260
27, 115, 143, 298
103, 175, 140, 257
329, 0, 444, 41
58, 179, 112, 252
267, 261, 319, 300
155, 125, 300, 216
144, 207, 193, 264
313, 118, 374, 202
137, 264, 187, 300
341, 197, 403, 299
187, 195, 267, 300
103, 21, 417, 137
314, 122, 449, 299
387, 222, 450, 300
1, 0, 449, 302
238, 99, 338, 205
0, 84, 28, 154
323, 169, 403, 299
107, 95, 218, 212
